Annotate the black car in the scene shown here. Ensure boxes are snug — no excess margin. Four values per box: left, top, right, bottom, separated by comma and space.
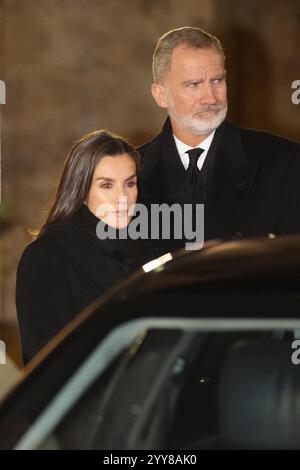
0, 235, 300, 450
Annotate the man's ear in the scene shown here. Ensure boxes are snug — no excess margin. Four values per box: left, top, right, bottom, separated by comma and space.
151, 82, 168, 109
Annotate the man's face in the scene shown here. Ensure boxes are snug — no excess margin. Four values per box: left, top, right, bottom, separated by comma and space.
152, 45, 228, 141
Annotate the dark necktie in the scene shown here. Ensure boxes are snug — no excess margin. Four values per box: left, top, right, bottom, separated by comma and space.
186, 148, 205, 189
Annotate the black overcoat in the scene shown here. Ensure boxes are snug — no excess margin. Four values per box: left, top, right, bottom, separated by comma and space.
16, 205, 153, 364
138, 118, 300, 255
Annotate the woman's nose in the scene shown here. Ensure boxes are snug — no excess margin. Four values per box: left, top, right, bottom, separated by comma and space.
114, 188, 128, 205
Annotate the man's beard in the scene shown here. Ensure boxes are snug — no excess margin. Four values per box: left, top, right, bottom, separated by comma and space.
168, 102, 228, 136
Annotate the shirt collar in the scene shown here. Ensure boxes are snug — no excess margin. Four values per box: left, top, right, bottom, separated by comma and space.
173, 130, 216, 170
173, 130, 215, 158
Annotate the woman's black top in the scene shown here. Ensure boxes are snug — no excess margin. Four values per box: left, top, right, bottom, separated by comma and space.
16, 204, 154, 364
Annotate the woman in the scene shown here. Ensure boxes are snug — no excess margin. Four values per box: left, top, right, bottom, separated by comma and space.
16, 130, 153, 364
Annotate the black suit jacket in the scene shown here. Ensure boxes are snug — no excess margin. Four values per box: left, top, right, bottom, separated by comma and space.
138, 118, 300, 255
16, 205, 153, 364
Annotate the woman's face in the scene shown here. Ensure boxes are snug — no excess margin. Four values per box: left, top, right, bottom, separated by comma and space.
87, 154, 138, 229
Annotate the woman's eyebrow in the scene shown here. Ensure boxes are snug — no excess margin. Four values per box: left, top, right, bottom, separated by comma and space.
125, 173, 137, 181
95, 176, 114, 182
95, 173, 137, 182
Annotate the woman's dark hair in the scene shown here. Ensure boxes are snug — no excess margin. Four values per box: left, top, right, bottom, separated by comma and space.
36, 130, 140, 238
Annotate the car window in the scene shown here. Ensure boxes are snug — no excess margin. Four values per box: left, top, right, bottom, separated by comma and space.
30, 324, 298, 450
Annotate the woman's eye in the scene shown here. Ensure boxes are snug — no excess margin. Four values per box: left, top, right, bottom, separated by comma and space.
100, 183, 112, 189
126, 181, 137, 188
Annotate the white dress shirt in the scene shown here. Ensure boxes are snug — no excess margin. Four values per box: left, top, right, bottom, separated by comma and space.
173, 130, 216, 171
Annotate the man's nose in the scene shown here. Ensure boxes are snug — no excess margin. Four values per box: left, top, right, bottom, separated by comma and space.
200, 83, 217, 104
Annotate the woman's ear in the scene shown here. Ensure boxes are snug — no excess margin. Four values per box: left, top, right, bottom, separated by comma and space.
151, 83, 168, 109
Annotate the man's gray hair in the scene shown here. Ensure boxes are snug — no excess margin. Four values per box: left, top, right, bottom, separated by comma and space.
152, 26, 225, 84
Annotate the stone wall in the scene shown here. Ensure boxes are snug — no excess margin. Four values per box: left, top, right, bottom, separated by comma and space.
1, 0, 299, 324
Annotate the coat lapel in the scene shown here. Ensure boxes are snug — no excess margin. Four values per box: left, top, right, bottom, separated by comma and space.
139, 118, 186, 206
53, 213, 127, 292
205, 121, 259, 240
160, 119, 187, 203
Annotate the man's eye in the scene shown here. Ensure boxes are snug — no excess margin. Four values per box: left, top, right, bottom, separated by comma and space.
212, 77, 223, 84
187, 82, 198, 88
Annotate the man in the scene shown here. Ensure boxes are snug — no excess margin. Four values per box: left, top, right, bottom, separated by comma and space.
138, 26, 300, 256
